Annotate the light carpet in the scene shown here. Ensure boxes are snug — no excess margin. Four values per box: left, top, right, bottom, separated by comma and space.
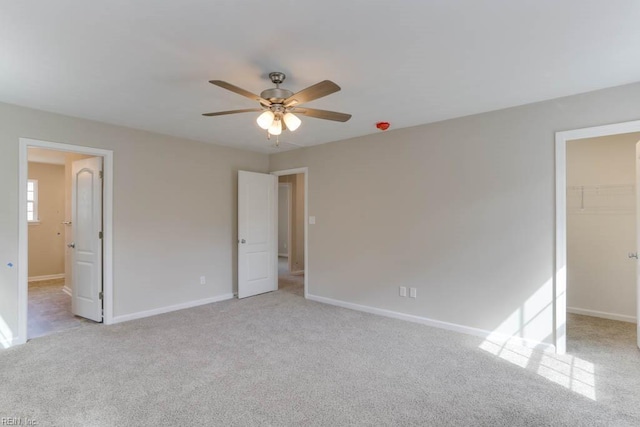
1, 289, 638, 426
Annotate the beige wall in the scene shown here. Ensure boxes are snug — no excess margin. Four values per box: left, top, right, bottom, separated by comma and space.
279, 174, 305, 272
0, 101, 268, 344
27, 162, 65, 278
566, 133, 640, 321
270, 82, 640, 347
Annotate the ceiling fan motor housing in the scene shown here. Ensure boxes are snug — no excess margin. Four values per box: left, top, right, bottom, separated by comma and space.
260, 88, 293, 104
261, 72, 292, 104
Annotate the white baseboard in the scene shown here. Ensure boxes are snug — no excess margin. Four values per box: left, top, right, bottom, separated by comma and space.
62, 286, 72, 296
306, 294, 556, 352
0, 333, 13, 349
0, 321, 25, 348
1, 335, 23, 349
291, 270, 304, 276
28, 273, 65, 282
567, 306, 637, 324
111, 293, 234, 324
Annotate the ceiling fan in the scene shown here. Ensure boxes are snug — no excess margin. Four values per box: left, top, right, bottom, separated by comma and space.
203, 72, 351, 139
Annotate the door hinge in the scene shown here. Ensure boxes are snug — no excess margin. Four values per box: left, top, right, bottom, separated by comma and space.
99, 291, 104, 300
99, 231, 103, 239
99, 171, 104, 179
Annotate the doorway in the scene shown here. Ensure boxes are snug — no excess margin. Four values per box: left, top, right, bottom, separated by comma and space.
236, 168, 308, 300
27, 147, 97, 338
555, 120, 640, 354
273, 168, 308, 298
17, 138, 114, 345
564, 132, 640, 354
276, 174, 305, 296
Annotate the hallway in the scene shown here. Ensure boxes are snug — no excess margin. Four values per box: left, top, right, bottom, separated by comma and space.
28, 279, 95, 339
278, 256, 303, 296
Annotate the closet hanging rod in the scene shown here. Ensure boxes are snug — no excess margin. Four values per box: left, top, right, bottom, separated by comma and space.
567, 184, 634, 190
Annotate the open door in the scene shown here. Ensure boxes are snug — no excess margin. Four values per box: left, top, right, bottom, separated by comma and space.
238, 171, 277, 298
637, 142, 640, 349
71, 157, 103, 322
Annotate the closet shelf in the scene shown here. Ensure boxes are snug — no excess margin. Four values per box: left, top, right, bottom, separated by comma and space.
567, 184, 635, 215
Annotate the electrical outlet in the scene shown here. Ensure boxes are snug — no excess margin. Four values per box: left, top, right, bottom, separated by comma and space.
399, 286, 407, 297
410, 287, 417, 298
200, 276, 206, 285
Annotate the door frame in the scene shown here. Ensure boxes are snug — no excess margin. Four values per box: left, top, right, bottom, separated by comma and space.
18, 138, 114, 344
271, 167, 309, 298
278, 182, 293, 263
555, 119, 640, 354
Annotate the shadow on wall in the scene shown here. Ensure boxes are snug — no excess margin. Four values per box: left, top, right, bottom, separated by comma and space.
478, 275, 595, 401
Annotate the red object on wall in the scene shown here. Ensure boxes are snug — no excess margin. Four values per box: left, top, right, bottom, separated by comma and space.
376, 122, 390, 131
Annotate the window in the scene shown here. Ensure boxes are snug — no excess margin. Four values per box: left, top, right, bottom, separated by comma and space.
27, 179, 38, 223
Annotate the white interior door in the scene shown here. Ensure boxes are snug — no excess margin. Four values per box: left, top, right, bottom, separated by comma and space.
636, 141, 640, 349
238, 170, 277, 298
71, 157, 103, 322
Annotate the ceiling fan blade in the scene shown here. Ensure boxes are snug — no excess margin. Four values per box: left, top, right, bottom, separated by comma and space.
284, 80, 341, 107
209, 80, 272, 106
293, 108, 352, 122
202, 108, 263, 117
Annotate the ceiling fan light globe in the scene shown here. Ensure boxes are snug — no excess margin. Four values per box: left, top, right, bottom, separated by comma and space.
283, 112, 301, 131
256, 110, 275, 130
268, 119, 282, 136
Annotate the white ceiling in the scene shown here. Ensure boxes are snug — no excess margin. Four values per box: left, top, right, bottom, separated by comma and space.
2, 1, 639, 153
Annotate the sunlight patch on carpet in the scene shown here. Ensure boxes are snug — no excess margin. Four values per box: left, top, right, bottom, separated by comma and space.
478, 276, 596, 401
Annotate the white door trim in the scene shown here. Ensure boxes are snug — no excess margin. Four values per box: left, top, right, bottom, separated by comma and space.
18, 138, 114, 345
555, 119, 640, 354
278, 182, 292, 259
271, 167, 309, 298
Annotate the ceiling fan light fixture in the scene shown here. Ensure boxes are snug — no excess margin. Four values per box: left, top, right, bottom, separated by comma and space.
256, 110, 275, 130
268, 118, 282, 136
283, 112, 301, 131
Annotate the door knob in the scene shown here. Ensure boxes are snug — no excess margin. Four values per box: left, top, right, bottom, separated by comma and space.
67, 242, 75, 249
628, 252, 638, 259
240, 239, 246, 244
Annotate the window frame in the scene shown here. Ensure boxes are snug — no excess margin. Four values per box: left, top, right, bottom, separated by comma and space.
27, 179, 39, 224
